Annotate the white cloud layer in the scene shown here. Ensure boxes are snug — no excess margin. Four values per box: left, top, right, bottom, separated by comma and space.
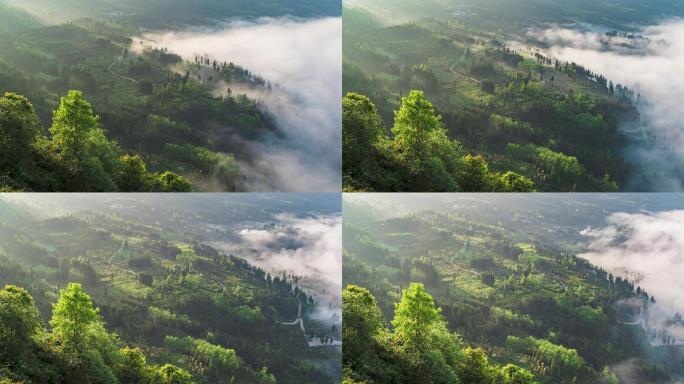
532, 19, 684, 191
579, 210, 684, 343
238, 214, 342, 292
142, 17, 342, 191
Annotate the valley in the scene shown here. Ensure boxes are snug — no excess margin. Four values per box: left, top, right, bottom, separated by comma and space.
343, 193, 684, 383
0, 193, 342, 383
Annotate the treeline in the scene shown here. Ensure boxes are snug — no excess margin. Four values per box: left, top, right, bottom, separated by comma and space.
341, 213, 675, 383
191, 54, 268, 87
0, 220, 328, 383
527, 48, 642, 102
0, 283, 194, 383
0, 17, 278, 191
343, 283, 538, 384
0, 91, 191, 192
342, 91, 535, 192
342, 12, 633, 191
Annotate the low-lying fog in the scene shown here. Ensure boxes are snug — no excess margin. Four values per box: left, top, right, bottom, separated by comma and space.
531, 19, 684, 191
139, 17, 342, 192
0, 194, 343, 325
209, 214, 342, 324
580, 210, 684, 346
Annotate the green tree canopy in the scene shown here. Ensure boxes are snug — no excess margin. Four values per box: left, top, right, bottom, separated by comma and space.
390, 91, 463, 191
392, 282, 444, 347
0, 93, 39, 169
154, 364, 193, 384
116, 154, 148, 191
155, 171, 193, 192
342, 285, 384, 363
50, 282, 101, 347
392, 283, 463, 383
49, 90, 120, 190
391, 90, 444, 165
342, 92, 385, 175
0, 285, 40, 363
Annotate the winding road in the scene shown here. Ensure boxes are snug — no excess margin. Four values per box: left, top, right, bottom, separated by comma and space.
449, 62, 482, 85
279, 298, 342, 347
108, 57, 139, 84
618, 302, 684, 347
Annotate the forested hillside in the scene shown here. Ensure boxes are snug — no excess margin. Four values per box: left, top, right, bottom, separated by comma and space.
0, 196, 341, 383
1, 0, 341, 27
342, 195, 683, 383
0, 3, 303, 191
342, 4, 640, 192
343, 0, 684, 29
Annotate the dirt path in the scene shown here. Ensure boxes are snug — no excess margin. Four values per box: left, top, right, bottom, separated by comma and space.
108, 240, 139, 277
449, 62, 482, 85
617, 302, 684, 347
454, 265, 481, 277
108, 57, 140, 84
279, 297, 342, 347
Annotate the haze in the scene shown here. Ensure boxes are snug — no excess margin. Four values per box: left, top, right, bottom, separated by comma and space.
580, 210, 684, 343
533, 19, 684, 191
141, 17, 342, 192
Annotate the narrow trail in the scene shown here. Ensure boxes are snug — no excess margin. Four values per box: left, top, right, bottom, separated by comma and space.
108, 240, 139, 277
454, 265, 481, 277
452, 238, 481, 277
618, 301, 646, 327
618, 301, 684, 347
449, 62, 482, 85
108, 57, 140, 84
279, 297, 342, 347
213, 278, 226, 290
545, 274, 567, 290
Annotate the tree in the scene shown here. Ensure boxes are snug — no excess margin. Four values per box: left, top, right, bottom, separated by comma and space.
50, 282, 101, 347
598, 366, 618, 384
0, 285, 40, 363
49, 90, 120, 190
456, 154, 489, 191
50, 282, 120, 383
392, 90, 443, 163
481, 80, 496, 94
342, 285, 384, 364
258, 367, 276, 384
139, 273, 154, 287
500, 364, 536, 384
153, 364, 193, 384
116, 154, 148, 191
50, 90, 102, 164
459, 347, 496, 383
481, 272, 496, 286
342, 92, 385, 181
117, 347, 151, 383
0, 93, 39, 170
496, 171, 535, 192
391, 91, 462, 191
155, 171, 193, 192
392, 283, 463, 383
393, 283, 443, 347
139, 80, 154, 95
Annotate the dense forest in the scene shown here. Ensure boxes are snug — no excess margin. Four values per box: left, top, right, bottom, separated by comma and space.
0, 1, 337, 191
342, 195, 683, 383
0, 282, 199, 383
342, 3, 645, 192
0, 195, 341, 383
1, 90, 191, 192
